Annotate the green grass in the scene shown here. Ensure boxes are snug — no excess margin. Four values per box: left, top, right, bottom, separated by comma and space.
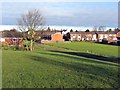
49, 42, 119, 57
2, 42, 119, 88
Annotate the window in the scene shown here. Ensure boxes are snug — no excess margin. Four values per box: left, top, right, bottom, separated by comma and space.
13, 38, 17, 42
113, 38, 117, 40
78, 35, 81, 40
100, 35, 103, 39
109, 34, 112, 36
93, 34, 97, 40
73, 34, 76, 38
104, 34, 108, 38
0, 38, 5, 42
72, 34, 76, 40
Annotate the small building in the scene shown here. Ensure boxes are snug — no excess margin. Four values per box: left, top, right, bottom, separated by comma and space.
37, 30, 64, 43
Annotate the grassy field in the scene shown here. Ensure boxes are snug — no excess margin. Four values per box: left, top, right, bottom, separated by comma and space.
49, 42, 119, 57
2, 42, 119, 88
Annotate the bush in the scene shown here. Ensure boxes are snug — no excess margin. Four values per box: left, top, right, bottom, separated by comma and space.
2, 45, 9, 50
71, 40, 80, 42
117, 41, 120, 46
11, 45, 20, 51
102, 38, 108, 44
2, 45, 25, 51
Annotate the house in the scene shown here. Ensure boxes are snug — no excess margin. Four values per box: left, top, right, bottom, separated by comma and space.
117, 31, 120, 38
0, 30, 23, 46
51, 32, 64, 42
117, 31, 120, 45
1, 28, 120, 45
70, 31, 119, 44
96, 31, 118, 43
70, 31, 97, 41
36, 30, 64, 43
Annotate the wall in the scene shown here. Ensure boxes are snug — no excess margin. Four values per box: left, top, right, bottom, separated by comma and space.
51, 33, 64, 42
0, 37, 23, 46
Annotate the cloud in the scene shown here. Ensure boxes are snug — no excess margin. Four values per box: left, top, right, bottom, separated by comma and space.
44, 9, 76, 17
1, 2, 118, 27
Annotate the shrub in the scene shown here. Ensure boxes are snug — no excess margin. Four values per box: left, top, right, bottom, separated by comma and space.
2, 45, 9, 50
117, 41, 120, 46
2, 44, 24, 51
102, 38, 108, 44
11, 45, 20, 51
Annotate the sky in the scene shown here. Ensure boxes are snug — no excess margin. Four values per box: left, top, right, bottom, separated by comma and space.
0, 1, 118, 27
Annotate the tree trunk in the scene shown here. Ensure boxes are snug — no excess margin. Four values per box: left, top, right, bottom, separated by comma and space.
26, 45, 29, 51
30, 39, 33, 51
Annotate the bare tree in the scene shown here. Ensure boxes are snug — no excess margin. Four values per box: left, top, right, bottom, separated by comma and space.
93, 26, 98, 31
98, 26, 106, 31
18, 9, 45, 51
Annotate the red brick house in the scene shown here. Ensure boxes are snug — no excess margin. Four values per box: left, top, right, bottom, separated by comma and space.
96, 31, 118, 43
51, 32, 64, 42
40, 32, 64, 43
117, 31, 120, 45
0, 37, 23, 46
70, 31, 119, 43
1, 29, 120, 45
117, 31, 120, 38
0, 30, 23, 46
70, 31, 97, 41
35, 30, 64, 43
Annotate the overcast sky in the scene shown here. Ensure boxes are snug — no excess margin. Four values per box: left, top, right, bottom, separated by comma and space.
1, 1, 118, 27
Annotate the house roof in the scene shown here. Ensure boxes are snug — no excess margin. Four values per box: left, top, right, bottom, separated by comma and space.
0, 30, 62, 38
35, 30, 61, 37
70, 31, 119, 34
96, 31, 118, 34
70, 31, 95, 34
1, 30, 23, 38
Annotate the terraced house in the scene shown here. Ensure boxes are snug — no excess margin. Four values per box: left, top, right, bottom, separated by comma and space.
70, 32, 97, 41
70, 31, 120, 44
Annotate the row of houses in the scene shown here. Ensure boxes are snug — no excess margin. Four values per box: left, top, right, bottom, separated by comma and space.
70, 31, 119, 43
0, 29, 120, 46
40, 30, 120, 44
